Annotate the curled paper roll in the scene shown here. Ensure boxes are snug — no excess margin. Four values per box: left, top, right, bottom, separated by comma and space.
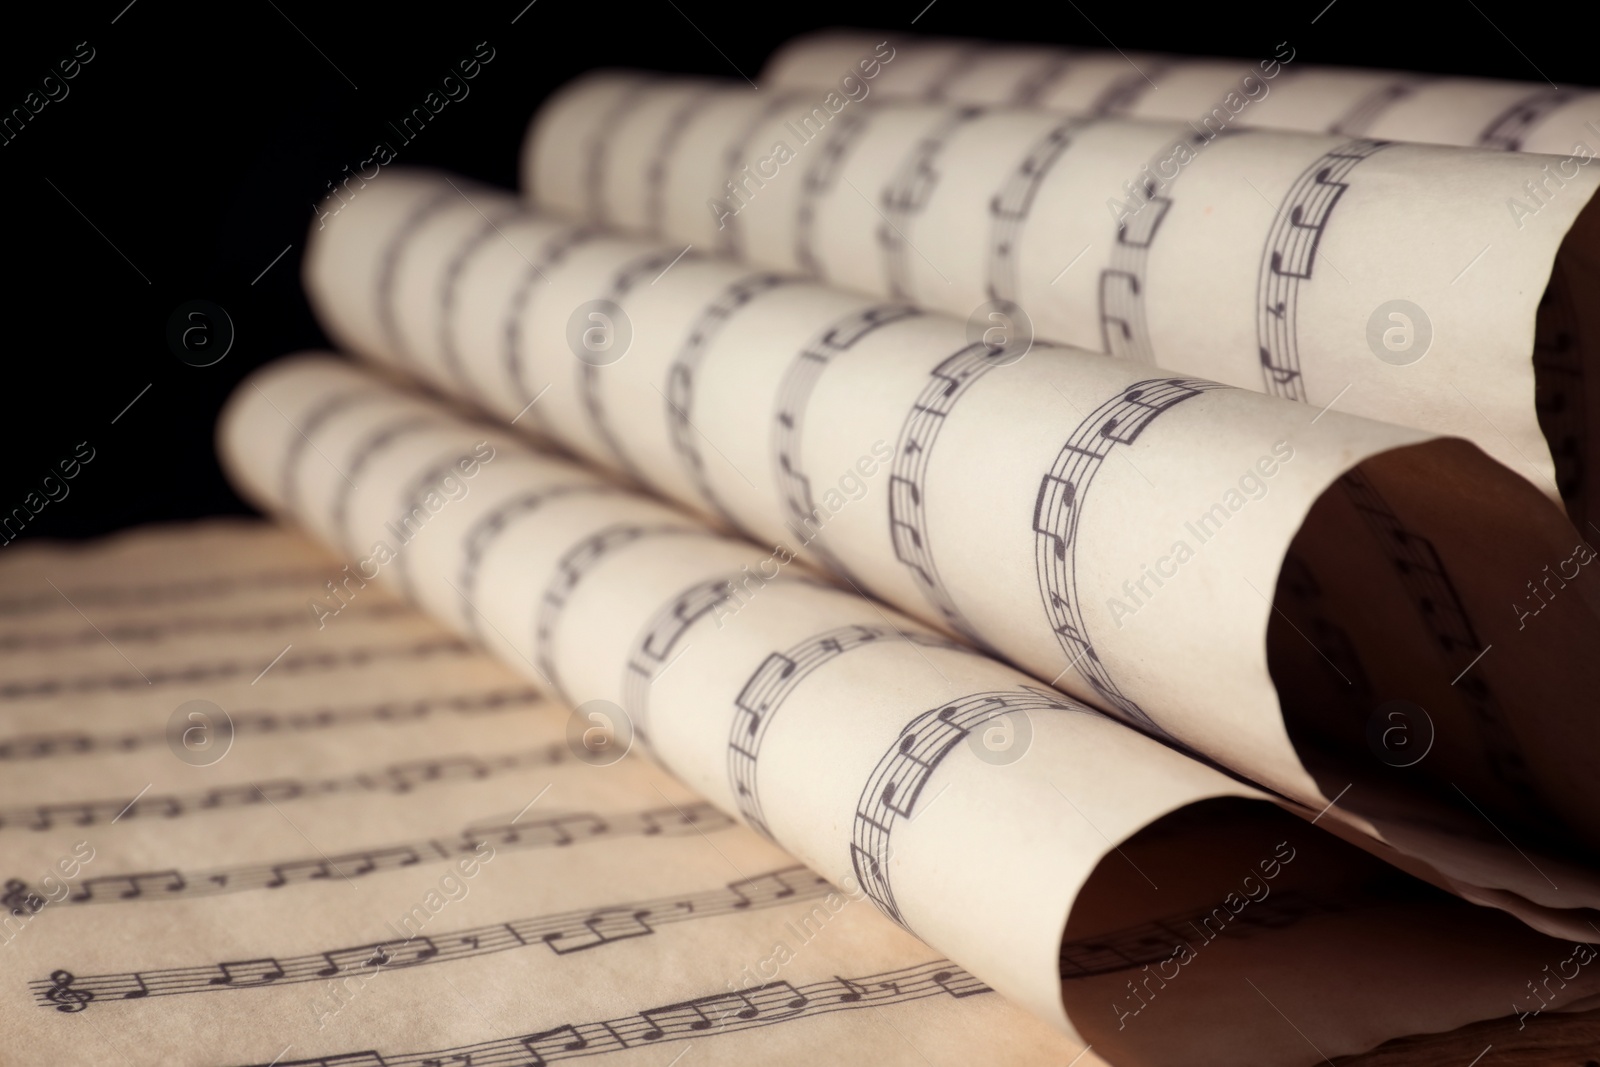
303, 170, 1600, 938
219, 355, 1600, 1064
761, 32, 1600, 157
521, 70, 1600, 524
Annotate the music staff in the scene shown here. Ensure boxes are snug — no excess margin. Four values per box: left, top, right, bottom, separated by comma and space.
852, 686, 1093, 930
581, 75, 659, 227
0, 694, 540, 767
877, 107, 984, 300
1033, 378, 1225, 734
14, 802, 730, 910
987, 115, 1092, 304
534, 523, 714, 705
645, 85, 720, 236
1088, 63, 1173, 116
0, 744, 571, 833
329, 413, 452, 560
375, 185, 461, 368
772, 303, 921, 587
1327, 78, 1433, 137
1008, 55, 1074, 107
0, 636, 474, 703
230, 960, 988, 1066
1098, 131, 1210, 363
1254, 138, 1390, 401
664, 271, 795, 532
728, 623, 974, 839
1339, 470, 1538, 799
280, 391, 388, 517
1275, 551, 1378, 704
1475, 87, 1580, 152
503, 225, 604, 433
888, 340, 1033, 645
1058, 887, 1358, 979
436, 203, 528, 406
715, 89, 812, 258
391, 446, 496, 599
794, 109, 870, 278
455, 482, 620, 644
621, 574, 741, 745
31, 867, 826, 1011
0, 688, 543, 763
0, 564, 330, 619
921, 46, 985, 103
580, 248, 700, 483
0, 599, 413, 654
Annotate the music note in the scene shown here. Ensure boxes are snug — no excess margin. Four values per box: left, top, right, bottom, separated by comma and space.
543, 909, 655, 954
932, 970, 987, 998
210, 957, 287, 985
316, 937, 439, 976
44, 970, 94, 1013
730, 868, 805, 906
638, 988, 760, 1039
520, 1024, 589, 1065
264, 858, 334, 888
833, 975, 872, 1002
73, 869, 186, 901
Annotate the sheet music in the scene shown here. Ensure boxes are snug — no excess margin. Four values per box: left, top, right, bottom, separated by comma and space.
302, 171, 1600, 943
763, 32, 1600, 156
210, 357, 1600, 1063
0, 521, 1091, 1067
520, 69, 1600, 527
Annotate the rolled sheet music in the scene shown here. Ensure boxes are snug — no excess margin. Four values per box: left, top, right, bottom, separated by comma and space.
218, 356, 1600, 1064
0, 520, 1094, 1067
762, 32, 1600, 156
519, 70, 1600, 525
302, 172, 1600, 941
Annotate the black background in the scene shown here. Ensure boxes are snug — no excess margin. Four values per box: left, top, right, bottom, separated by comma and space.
2, 0, 1591, 544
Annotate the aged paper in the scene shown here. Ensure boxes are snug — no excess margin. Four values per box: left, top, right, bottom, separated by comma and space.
0, 520, 1092, 1067
210, 356, 1600, 1063
763, 32, 1600, 157
520, 71, 1600, 524
302, 172, 1600, 942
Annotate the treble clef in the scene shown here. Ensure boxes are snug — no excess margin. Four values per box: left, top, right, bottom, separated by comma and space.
44, 970, 94, 1013
3, 878, 42, 917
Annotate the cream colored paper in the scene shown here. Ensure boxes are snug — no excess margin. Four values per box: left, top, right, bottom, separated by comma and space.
217, 354, 1260, 1040
303, 171, 1600, 940
208, 357, 1600, 1064
520, 70, 1600, 524
0, 520, 1093, 1067
763, 32, 1600, 157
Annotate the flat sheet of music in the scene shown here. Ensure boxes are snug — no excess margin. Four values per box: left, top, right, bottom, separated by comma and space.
12, 27, 1600, 1067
